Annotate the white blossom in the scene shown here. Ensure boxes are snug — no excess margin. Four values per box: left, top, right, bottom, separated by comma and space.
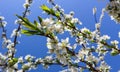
14, 19, 22, 24
111, 40, 119, 45
6, 43, 14, 49
71, 18, 78, 23
100, 35, 110, 41
65, 14, 73, 19
11, 29, 21, 38
106, 0, 120, 23
6, 68, 15, 72
25, 55, 34, 61
1, 21, 7, 27
54, 24, 63, 33
70, 66, 78, 72
35, 58, 42, 63
0, 16, 5, 20
26, 0, 33, 4
81, 27, 90, 33
95, 23, 101, 29
99, 61, 111, 71
23, 3, 30, 8
47, 37, 58, 50
41, 18, 54, 27
85, 55, 99, 64
18, 56, 24, 63
70, 11, 74, 16
45, 56, 53, 61
22, 62, 32, 70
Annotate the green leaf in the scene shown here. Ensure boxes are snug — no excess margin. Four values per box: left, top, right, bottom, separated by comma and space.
22, 64, 30, 71
8, 58, 18, 67
21, 29, 39, 35
21, 29, 44, 36
38, 16, 42, 23
16, 15, 37, 30
13, 58, 18, 62
34, 20, 39, 27
111, 50, 119, 56
41, 5, 51, 14
41, 5, 57, 16
55, 11, 60, 18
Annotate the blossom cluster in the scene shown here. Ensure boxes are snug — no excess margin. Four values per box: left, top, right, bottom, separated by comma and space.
0, 0, 120, 72
0, 16, 7, 28
106, 0, 120, 23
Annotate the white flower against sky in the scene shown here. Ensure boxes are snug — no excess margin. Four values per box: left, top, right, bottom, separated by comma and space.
47, 37, 58, 50
70, 11, 74, 16
65, 14, 73, 19
70, 66, 78, 72
59, 55, 68, 65
95, 23, 101, 29
1, 21, 7, 27
41, 18, 54, 27
77, 50, 84, 59
18, 56, 24, 63
99, 61, 111, 71
71, 17, 82, 25
45, 56, 53, 61
13, 63, 18, 69
47, 24, 55, 32
26, 0, 33, 4
6, 43, 14, 49
0, 16, 5, 20
23, 3, 30, 8
11, 29, 21, 38
100, 35, 110, 41
23, 0, 33, 8
111, 40, 119, 45
71, 18, 79, 24
59, 37, 70, 49
106, 0, 120, 23
22, 62, 32, 70
6, 68, 15, 72
4, 39, 12, 44
25, 55, 34, 61
54, 24, 63, 33
15, 19, 22, 24
0, 53, 7, 64
35, 58, 42, 63
81, 27, 90, 33
86, 55, 99, 64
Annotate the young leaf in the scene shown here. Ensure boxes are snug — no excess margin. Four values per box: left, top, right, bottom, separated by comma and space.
16, 15, 38, 30
111, 50, 119, 56
55, 11, 60, 18
41, 5, 51, 14
21, 29, 39, 35
38, 16, 42, 23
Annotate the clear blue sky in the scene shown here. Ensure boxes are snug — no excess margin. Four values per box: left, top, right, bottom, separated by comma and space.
0, 0, 120, 72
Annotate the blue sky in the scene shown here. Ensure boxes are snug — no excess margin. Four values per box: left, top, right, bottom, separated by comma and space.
0, 0, 120, 72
